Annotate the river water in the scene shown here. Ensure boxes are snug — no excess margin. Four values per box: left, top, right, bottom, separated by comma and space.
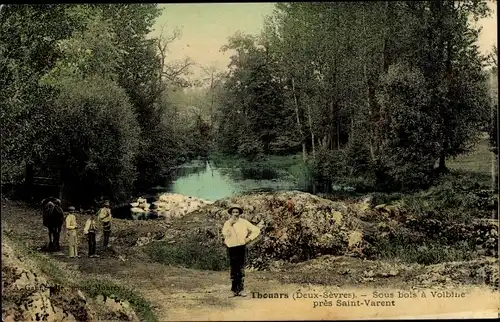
147, 160, 300, 201
145, 159, 353, 202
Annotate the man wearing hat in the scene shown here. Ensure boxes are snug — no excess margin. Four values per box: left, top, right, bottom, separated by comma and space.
65, 206, 79, 258
97, 200, 112, 248
222, 204, 261, 297
84, 211, 99, 258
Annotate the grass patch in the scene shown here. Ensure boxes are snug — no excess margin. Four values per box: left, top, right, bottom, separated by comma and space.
81, 279, 157, 322
145, 239, 228, 271
447, 138, 493, 179
374, 239, 477, 265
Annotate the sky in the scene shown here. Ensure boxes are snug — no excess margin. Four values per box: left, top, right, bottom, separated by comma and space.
150, 2, 497, 79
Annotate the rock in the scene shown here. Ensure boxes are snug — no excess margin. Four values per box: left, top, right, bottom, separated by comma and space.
339, 268, 351, 275
77, 290, 86, 302
96, 294, 105, 304
363, 270, 375, 278
105, 297, 122, 312
379, 270, 399, 277
331, 211, 343, 225
3, 315, 15, 322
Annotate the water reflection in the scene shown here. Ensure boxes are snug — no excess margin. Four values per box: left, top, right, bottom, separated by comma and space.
152, 159, 356, 201
159, 160, 297, 201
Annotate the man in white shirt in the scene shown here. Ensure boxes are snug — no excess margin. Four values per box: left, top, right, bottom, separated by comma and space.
222, 204, 260, 297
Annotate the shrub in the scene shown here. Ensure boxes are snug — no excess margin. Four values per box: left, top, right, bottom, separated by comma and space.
46, 75, 140, 203
375, 63, 441, 191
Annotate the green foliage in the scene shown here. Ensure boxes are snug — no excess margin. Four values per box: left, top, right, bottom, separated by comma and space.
214, 1, 493, 191
402, 170, 493, 221
344, 134, 373, 177
145, 240, 228, 271
48, 76, 141, 202
81, 279, 157, 322
375, 63, 440, 190
373, 239, 476, 265
41, 11, 121, 83
309, 148, 347, 184
0, 5, 76, 183
216, 32, 293, 158
1, 4, 201, 205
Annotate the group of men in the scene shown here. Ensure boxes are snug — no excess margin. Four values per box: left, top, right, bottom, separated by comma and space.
43, 198, 113, 258
65, 201, 112, 258
43, 196, 278, 298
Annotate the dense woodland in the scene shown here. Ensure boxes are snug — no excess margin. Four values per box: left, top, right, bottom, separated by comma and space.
1, 2, 498, 206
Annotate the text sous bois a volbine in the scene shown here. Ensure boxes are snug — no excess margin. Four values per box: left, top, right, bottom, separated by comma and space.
251, 290, 467, 301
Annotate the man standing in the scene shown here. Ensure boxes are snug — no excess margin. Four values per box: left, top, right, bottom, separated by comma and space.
222, 204, 260, 297
97, 200, 112, 249
83, 212, 99, 258
65, 206, 79, 258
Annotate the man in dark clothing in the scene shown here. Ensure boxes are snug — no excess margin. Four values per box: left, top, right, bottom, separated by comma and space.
97, 200, 112, 248
84, 212, 99, 257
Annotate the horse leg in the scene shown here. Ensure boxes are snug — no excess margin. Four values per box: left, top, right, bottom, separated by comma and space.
57, 226, 62, 251
54, 227, 61, 251
48, 228, 54, 250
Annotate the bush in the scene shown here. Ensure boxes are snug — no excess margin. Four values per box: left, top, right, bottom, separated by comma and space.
345, 135, 373, 176
375, 63, 441, 191
309, 148, 348, 184
401, 170, 494, 221
46, 75, 140, 204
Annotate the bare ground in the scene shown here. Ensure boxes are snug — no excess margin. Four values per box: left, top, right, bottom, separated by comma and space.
2, 199, 498, 320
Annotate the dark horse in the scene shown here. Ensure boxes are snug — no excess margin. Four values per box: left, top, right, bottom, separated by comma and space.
41, 197, 64, 251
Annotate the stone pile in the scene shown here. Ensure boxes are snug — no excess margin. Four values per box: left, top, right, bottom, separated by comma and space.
198, 191, 371, 269
188, 191, 498, 270
152, 193, 213, 219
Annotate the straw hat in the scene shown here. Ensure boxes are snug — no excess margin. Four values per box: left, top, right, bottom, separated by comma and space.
228, 204, 243, 215
67, 206, 76, 212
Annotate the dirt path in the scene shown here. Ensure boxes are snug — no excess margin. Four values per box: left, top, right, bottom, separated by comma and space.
98, 262, 499, 321
72, 258, 498, 321
2, 200, 498, 320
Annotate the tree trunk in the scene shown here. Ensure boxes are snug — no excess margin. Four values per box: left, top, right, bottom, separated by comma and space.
382, 1, 392, 73
362, 10, 376, 161
59, 181, 64, 203
209, 70, 215, 128
438, 153, 447, 173
24, 164, 34, 201
364, 64, 375, 160
307, 102, 315, 159
291, 77, 307, 161
337, 117, 340, 149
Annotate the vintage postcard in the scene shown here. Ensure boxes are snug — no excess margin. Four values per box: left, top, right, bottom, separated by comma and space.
1, 2, 498, 321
